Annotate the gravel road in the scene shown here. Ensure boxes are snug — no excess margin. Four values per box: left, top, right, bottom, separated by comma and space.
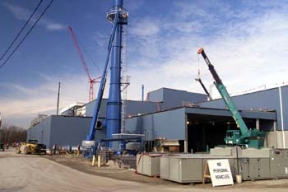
0, 149, 287, 192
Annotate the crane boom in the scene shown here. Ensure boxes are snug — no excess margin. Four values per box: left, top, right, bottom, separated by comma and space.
197, 48, 265, 148
68, 26, 92, 80
68, 26, 97, 101
195, 78, 212, 100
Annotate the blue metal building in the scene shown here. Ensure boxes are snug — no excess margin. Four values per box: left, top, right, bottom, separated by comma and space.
27, 85, 287, 150
27, 115, 92, 149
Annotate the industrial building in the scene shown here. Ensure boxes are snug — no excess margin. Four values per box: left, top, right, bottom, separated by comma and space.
26, 0, 287, 152
28, 85, 287, 150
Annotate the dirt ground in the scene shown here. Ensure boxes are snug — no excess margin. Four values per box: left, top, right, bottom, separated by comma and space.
44, 154, 177, 185
44, 153, 288, 189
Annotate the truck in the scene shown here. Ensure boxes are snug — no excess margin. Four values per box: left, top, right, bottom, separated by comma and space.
16, 139, 46, 155
197, 48, 265, 149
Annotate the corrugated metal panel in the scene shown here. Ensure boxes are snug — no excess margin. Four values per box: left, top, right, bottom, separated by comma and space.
162, 88, 207, 109
27, 116, 52, 148
146, 88, 164, 102
136, 153, 162, 176
199, 85, 288, 130
160, 156, 170, 179
125, 108, 186, 140
50, 116, 92, 149
85, 99, 158, 117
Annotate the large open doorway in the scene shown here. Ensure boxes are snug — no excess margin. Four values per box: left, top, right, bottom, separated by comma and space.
187, 114, 242, 153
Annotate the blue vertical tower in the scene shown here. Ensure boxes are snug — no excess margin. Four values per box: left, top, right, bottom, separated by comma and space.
106, 0, 128, 147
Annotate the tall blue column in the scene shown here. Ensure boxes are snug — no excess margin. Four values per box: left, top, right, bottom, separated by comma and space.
106, 0, 128, 147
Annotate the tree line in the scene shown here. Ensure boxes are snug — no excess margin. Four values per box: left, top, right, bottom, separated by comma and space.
0, 124, 27, 145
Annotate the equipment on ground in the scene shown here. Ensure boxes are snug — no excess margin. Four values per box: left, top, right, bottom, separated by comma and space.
16, 139, 46, 155
153, 138, 180, 153
197, 48, 265, 149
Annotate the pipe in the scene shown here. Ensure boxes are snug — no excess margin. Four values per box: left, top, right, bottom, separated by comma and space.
279, 86, 286, 148
256, 119, 260, 130
274, 120, 278, 148
56, 82, 61, 115
86, 8, 120, 141
142, 85, 144, 101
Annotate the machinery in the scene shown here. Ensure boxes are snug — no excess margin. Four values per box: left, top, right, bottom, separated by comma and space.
16, 139, 46, 155
197, 48, 265, 149
68, 26, 101, 102
195, 77, 212, 101
153, 138, 180, 153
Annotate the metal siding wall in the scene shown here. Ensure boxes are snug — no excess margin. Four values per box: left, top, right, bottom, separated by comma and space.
147, 88, 164, 102
125, 101, 159, 116
153, 108, 186, 139
280, 86, 288, 131
163, 89, 207, 109
86, 99, 157, 117
85, 99, 107, 117
26, 117, 52, 148
50, 116, 91, 149
199, 87, 288, 130
125, 108, 186, 140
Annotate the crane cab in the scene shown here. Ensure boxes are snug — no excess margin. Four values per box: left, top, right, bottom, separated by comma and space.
224, 130, 244, 146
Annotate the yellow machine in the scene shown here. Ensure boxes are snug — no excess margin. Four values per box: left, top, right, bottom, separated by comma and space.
153, 138, 180, 153
16, 139, 46, 155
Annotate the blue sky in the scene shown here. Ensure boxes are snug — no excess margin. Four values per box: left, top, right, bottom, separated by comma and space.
0, 0, 288, 128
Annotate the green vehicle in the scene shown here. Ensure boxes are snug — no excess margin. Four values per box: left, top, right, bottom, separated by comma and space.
198, 48, 265, 149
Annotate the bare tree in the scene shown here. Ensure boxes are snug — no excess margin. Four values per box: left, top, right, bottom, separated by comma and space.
0, 124, 27, 146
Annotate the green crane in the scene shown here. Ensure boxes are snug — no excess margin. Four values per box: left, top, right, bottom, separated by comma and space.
198, 48, 265, 149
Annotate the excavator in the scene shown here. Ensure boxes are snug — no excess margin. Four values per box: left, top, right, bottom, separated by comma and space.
197, 48, 265, 149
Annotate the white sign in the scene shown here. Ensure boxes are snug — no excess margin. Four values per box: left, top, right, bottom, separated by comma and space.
208, 159, 234, 187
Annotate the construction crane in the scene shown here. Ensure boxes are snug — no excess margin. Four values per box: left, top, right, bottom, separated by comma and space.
198, 48, 265, 149
195, 77, 212, 100
195, 69, 212, 101
68, 26, 100, 102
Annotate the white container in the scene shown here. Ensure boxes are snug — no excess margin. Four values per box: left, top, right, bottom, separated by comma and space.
236, 175, 242, 183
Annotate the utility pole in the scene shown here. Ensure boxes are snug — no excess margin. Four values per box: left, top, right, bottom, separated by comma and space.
56, 82, 61, 115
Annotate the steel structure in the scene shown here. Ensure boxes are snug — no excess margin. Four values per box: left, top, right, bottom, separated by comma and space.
195, 78, 212, 101
106, 0, 128, 146
83, 0, 128, 149
68, 26, 100, 101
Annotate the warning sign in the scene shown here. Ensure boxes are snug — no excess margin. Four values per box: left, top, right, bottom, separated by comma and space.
207, 159, 234, 187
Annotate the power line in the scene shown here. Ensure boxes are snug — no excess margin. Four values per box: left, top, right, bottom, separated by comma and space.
0, 0, 54, 71
0, 0, 44, 62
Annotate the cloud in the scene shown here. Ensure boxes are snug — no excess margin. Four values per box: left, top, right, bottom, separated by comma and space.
41, 20, 65, 31
0, 73, 93, 128
129, 18, 160, 37
126, 0, 288, 100
4, 3, 65, 31
2, 0, 288, 128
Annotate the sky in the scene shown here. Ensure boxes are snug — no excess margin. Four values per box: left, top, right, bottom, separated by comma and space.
0, 0, 288, 128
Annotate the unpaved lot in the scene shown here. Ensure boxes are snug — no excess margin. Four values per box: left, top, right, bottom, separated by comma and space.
1, 148, 288, 192
44, 151, 288, 189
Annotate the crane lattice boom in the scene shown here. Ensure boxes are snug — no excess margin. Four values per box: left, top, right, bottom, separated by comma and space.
68, 26, 100, 101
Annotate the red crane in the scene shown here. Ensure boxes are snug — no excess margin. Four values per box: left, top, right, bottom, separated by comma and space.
68, 26, 100, 102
